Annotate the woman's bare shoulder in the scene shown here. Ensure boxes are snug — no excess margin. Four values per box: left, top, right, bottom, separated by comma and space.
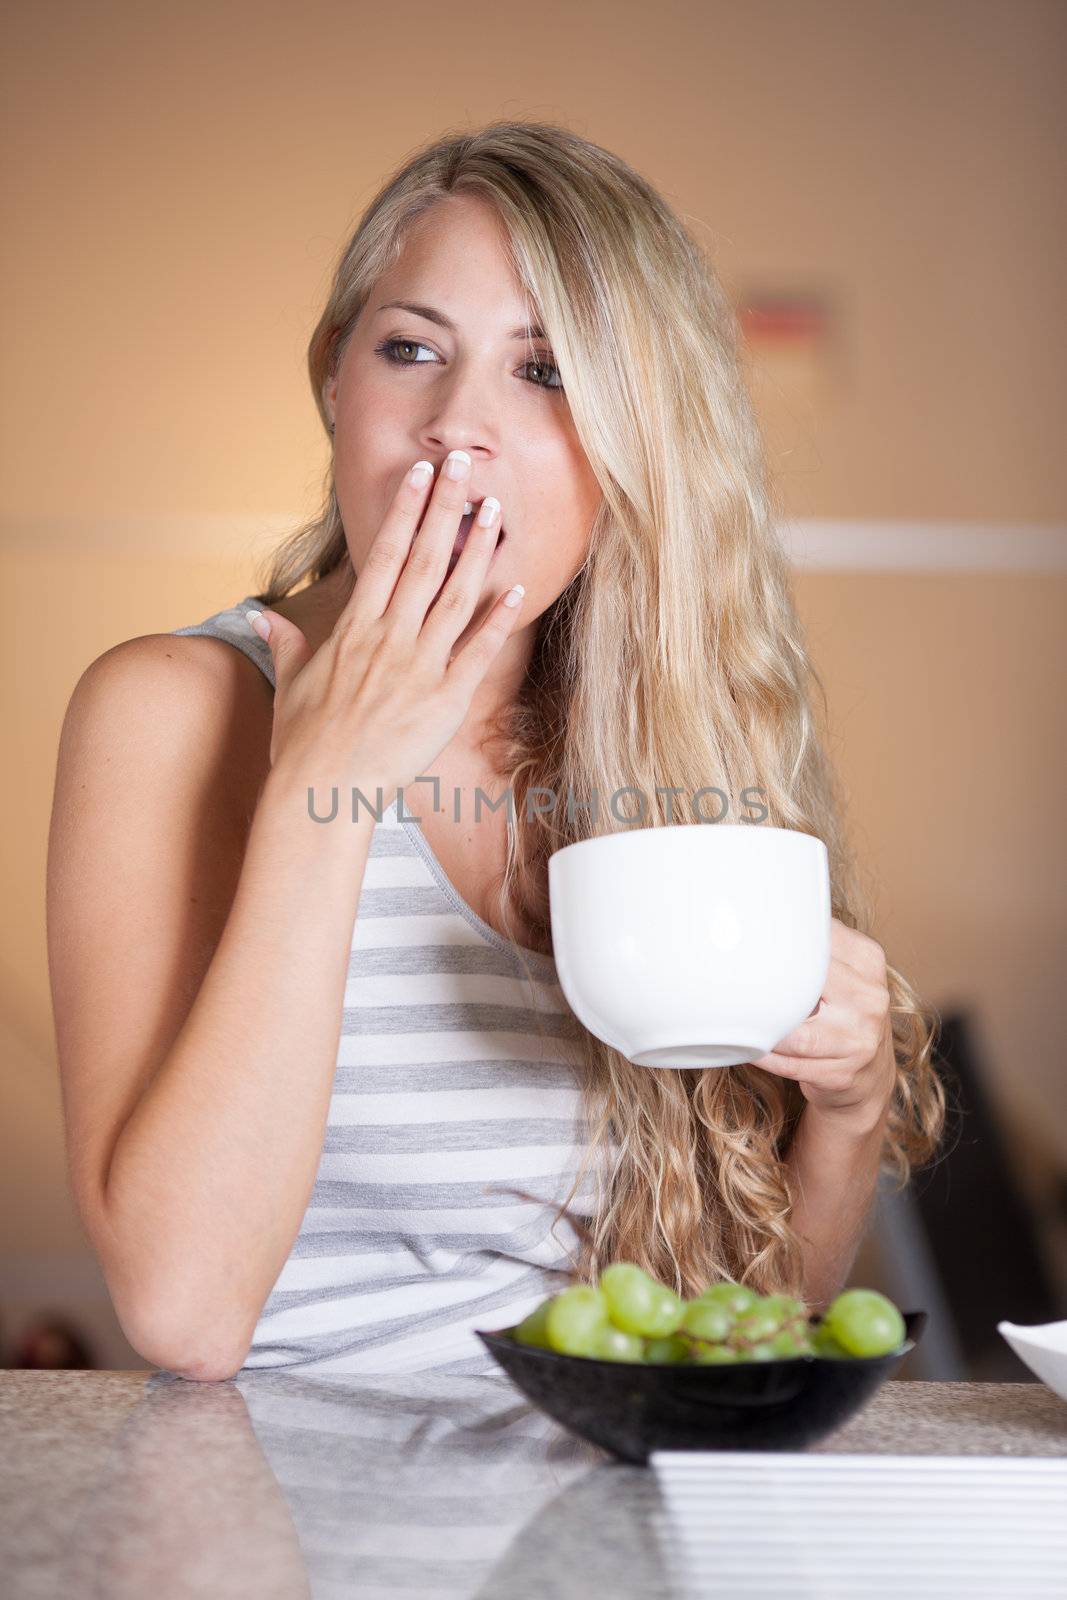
84, 627, 273, 711
71, 629, 275, 814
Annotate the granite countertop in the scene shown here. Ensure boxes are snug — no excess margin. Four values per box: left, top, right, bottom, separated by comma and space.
3, 1371, 1066, 1599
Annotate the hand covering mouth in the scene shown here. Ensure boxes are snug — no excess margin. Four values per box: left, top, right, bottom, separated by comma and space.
456, 497, 506, 548
448, 499, 506, 568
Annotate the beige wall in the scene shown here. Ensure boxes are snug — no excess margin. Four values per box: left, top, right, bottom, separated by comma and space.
3, 0, 1065, 1364
4, 0, 1065, 534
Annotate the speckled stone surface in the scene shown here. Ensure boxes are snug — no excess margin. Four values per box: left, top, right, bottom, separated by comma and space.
2, 1373, 1065, 1599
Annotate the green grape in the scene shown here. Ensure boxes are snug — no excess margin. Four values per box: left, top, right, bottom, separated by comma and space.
727, 1302, 785, 1349
746, 1342, 778, 1361
644, 1285, 685, 1338
599, 1263, 661, 1336
811, 1326, 851, 1359
513, 1297, 554, 1349
761, 1293, 809, 1323
824, 1289, 906, 1358
645, 1334, 690, 1365
591, 1324, 645, 1362
680, 1302, 732, 1343
769, 1327, 813, 1359
545, 1285, 609, 1356
695, 1281, 759, 1316
691, 1342, 739, 1364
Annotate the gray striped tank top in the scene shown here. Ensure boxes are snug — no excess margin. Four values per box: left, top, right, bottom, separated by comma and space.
171, 595, 600, 1376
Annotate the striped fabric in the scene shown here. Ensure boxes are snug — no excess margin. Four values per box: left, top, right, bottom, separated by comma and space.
171, 595, 601, 1376
142, 1366, 608, 1598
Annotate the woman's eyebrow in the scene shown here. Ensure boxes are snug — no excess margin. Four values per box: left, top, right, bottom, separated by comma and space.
373, 299, 546, 341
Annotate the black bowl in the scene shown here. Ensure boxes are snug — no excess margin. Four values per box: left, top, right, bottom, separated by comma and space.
475, 1310, 925, 1463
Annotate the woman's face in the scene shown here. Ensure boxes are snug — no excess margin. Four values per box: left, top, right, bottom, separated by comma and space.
323, 194, 602, 655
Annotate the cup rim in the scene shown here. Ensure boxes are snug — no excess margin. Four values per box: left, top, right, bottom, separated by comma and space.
549, 822, 828, 867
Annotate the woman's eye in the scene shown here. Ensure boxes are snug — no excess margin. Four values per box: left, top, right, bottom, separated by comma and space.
520, 357, 565, 391
375, 337, 564, 392
377, 337, 434, 367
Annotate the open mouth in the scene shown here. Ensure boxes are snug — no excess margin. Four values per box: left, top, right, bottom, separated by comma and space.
447, 498, 507, 571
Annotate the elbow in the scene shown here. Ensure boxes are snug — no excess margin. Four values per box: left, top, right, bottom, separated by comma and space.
163, 1345, 249, 1384
172, 1358, 247, 1384
112, 1289, 251, 1382
88, 1209, 254, 1380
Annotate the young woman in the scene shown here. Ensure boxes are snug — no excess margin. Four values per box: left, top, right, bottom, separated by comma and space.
46, 121, 945, 1383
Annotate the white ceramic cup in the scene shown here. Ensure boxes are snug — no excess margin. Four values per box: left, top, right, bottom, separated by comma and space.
547, 824, 831, 1068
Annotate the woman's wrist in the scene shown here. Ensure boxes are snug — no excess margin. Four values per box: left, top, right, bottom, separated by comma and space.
801, 1092, 892, 1142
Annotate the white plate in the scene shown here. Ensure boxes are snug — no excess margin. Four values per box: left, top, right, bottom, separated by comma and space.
998, 1318, 1067, 1399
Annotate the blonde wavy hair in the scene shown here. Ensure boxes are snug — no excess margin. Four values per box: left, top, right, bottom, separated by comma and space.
255, 120, 946, 1304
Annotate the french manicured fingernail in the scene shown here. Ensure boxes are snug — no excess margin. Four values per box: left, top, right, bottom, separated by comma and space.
246, 609, 271, 640
503, 584, 525, 608
444, 449, 471, 480
477, 496, 501, 526
408, 460, 434, 488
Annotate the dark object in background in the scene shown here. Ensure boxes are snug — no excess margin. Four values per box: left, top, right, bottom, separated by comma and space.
9, 1314, 95, 1369
476, 1312, 926, 1464
913, 1009, 1063, 1380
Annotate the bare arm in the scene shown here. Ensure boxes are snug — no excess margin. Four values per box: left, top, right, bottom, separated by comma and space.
50, 456, 521, 1381
102, 765, 376, 1378
47, 640, 377, 1382
782, 1100, 890, 1313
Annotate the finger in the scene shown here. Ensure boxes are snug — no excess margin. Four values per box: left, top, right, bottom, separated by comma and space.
755, 996, 888, 1071
446, 580, 527, 694
751, 1006, 851, 1062
745, 1051, 823, 1083
342, 459, 439, 624
831, 918, 887, 982
420, 495, 503, 657
814, 948, 868, 1011
244, 607, 312, 698
818, 953, 889, 1045
748, 1050, 850, 1083
389, 449, 474, 634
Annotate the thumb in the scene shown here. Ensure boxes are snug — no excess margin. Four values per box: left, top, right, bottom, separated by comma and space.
245, 606, 312, 693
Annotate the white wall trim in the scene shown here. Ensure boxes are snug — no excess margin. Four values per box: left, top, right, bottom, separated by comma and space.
782, 519, 1067, 572
5, 515, 1066, 571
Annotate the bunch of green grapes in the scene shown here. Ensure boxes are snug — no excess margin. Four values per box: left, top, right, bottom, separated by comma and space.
510, 1265, 906, 1365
